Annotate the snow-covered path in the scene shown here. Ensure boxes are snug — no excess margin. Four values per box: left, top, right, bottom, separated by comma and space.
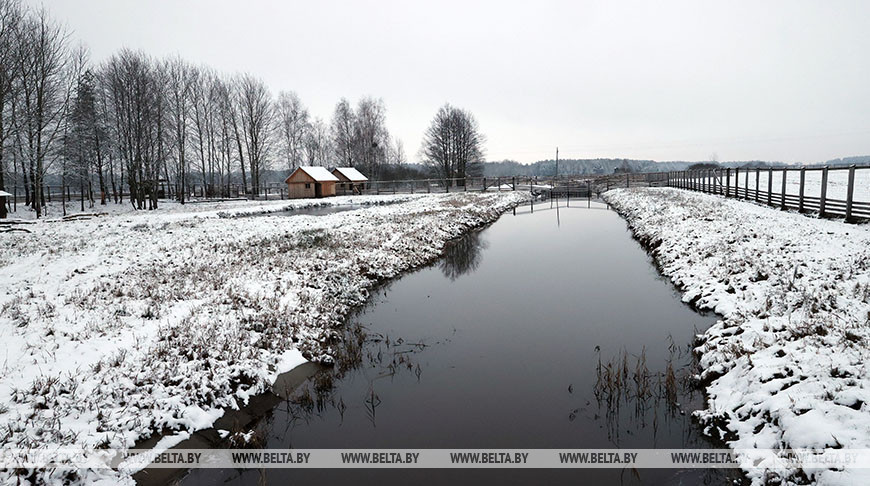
0, 192, 528, 485
604, 188, 870, 486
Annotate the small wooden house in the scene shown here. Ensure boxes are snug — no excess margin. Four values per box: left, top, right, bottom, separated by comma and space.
331, 167, 368, 194
284, 166, 339, 199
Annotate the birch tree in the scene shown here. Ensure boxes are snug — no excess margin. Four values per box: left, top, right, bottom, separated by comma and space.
165, 56, 194, 202
0, 0, 23, 218
274, 90, 308, 171
235, 74, 272, 197
14, 8, 75, 217
330, 98, 354, 167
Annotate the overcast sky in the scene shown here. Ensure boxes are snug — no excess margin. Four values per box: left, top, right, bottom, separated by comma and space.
32, 0, 870, 164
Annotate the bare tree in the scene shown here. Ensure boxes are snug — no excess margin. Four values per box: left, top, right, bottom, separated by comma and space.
274, 90, 308, 171
191, 67, 223, 196
14, 7, 75, 217
420, 103, 485, 184
164, 56, 195, 202
102, 49, 164, 210
304, 117, 331, 166
330, 98, 354, 167
65, 64, 107, 213
0, 0, 23, 218
213, 75, 236, 196
353, 97, 389, 178
387, 137, 406, 165
235, 74, 272, 197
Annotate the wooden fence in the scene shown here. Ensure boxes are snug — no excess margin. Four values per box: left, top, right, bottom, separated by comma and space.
664, 165, 870, 223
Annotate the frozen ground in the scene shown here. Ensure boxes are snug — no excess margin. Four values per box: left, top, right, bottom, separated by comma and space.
0, 192, 528, 485
605, 188, 870, 485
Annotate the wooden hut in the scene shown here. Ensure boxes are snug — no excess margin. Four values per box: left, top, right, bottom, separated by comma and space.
331, 167, 368, 195
284, 166, 338, 199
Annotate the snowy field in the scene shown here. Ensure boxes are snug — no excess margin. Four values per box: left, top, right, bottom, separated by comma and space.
605, 188, 870, 485
0, 192, 529, 485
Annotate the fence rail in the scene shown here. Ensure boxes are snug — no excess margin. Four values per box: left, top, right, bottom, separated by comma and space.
7, 167, 863, 223
664, 165, 870, 223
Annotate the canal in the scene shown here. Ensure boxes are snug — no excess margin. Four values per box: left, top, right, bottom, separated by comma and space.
184, 199, 741, 485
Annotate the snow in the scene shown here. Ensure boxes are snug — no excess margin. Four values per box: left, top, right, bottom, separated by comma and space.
0, 191, 529, 485
296, 165, 339, 182
3, 193, 417, 221
604, 187, 870, 485
333, 167, 368, 181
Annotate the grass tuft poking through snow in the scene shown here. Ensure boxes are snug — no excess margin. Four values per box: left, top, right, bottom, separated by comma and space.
605, 187, 870, 486
0, 192, 528, 485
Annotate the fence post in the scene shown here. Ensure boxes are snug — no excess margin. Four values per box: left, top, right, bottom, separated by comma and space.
780, 169, 787, 210
767, 168, 773, 206
512, 177, 516, 191
755, 169, 760, 202
798, 168, 805, 213
846, 165, 856, 223
626, 173, 630, 188
464, 178, 467, 192
734, 167, 740, 199
427, 180, 431, 194
725, 169, 731, 197
819, 166, 828, 218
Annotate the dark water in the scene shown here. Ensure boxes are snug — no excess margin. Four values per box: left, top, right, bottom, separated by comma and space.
238, 204, 361, 218
185, 199, 742, 485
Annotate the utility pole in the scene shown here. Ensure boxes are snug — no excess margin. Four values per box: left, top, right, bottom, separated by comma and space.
555, 147, 559, 177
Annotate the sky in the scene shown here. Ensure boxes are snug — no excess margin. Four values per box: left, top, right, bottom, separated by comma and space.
30, 0, 870, 164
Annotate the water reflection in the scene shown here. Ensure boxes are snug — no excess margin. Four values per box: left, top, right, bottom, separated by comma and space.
440, 230, 488, 280
183, 200, 746, 486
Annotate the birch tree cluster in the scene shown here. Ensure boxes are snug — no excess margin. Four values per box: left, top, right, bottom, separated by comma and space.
0, 0, 406, 217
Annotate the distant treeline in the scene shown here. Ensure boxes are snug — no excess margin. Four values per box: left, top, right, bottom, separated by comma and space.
480, 155, 870, 177
480, 158, 782, 177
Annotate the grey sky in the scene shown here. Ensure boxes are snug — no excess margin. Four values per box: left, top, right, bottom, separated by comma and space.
34, 0, 870, 164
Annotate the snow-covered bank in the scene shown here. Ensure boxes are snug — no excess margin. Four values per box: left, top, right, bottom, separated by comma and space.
0, 192, 528, 485
604, 188, 870, 485
2, 193, 421, 222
